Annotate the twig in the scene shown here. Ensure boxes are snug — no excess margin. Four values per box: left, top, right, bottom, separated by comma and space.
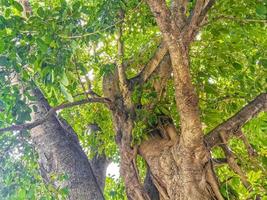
219, 131, 251, 190
212, 15, 267, 24
0, 97, 111, 133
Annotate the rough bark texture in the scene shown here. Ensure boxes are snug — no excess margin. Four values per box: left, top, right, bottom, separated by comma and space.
103, 69, 150, 200
205, 93, 267, 148
144, 168, 160, 200
142, 1, 223, 199
91, 154, 110, 192
87, 124, 111, 192
30, 88, 104, 200
9, 1, 265, 199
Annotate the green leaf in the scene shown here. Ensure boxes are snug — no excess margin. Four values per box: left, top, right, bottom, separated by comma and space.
256, 4, 267, 16
60, 84, 73, 102
0, 56, 9, 66
232, 62, 242, 70
0, 39, 5, 53
36, 38, 48, 53
12, 1, 24, 12
73, 1, 81, 12
259, 58, 267, 68
37, 7, 45, 17
61, 72, 69, 86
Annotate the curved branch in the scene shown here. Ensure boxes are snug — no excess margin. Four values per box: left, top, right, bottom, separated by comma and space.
205, 93, 267, 148
0, 97, 111, 133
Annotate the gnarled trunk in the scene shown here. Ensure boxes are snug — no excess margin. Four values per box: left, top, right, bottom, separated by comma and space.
140, 125, 222, 200
143, 1, 223, 199
30, 88, 104, 200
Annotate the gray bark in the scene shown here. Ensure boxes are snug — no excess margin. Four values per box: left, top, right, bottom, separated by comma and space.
30, 87, 104, 200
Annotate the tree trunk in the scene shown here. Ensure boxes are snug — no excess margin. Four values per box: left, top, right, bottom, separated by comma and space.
144, 1, 223, 199
103, 70, 150, 200
30, 88, 104, 200
140, 125, 222, 200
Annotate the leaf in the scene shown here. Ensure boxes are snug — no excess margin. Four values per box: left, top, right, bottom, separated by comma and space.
61, 72, 69, 86
60, 84, 73, 102
12, 1, 24, 12
73, 1, 81, 12
232, 62, 242, 70
0, 39, 5, 53
36, 38, 48, 53
37, 7, 45, 17
256, 4, 267, 16
0, 56, 9, 66
259, 58, 267, 68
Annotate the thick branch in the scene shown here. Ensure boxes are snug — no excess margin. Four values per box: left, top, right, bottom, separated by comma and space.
205, 93, 267, 148
0, 97, 110, 133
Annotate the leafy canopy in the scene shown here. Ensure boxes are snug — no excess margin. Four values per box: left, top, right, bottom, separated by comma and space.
0, 0, 266, 199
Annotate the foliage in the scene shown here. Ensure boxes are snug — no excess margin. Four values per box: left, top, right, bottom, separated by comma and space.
0, 0, 266, 199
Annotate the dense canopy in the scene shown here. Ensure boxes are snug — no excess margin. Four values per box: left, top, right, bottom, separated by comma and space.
0, 0, 266, 199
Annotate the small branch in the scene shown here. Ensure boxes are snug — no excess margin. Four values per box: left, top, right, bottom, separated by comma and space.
116, 8, 134, 110
129, 42, 168, 87
205, 93, 267, 148
59, 22, 123, 39
0, 97, 111, 133
117, 9, 128, 91
235, 130, 257, 157
182, 0, 216, 43
211, 15, 267, 24
212, 158, 228, 167
219, 132, 251, 189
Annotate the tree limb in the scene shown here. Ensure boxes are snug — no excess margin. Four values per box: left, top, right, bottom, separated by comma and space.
171, 0, 188, 29
210, 15, 267, 24
219, 131, 251, 189
182, 0, 216, 43
205, 93, 267, 148
129, 42, 168, 87
0, 97, 111, 133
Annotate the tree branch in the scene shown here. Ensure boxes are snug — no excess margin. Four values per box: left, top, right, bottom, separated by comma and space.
129, 42, 168, 87
210, 15, 267, 24
171, 0, 188, 29
182, 0, 216, 43
0, 97, 111, 133
219, 131, 251, 189
205, 93, 267, 148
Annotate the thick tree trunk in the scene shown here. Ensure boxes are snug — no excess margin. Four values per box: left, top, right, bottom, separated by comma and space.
30, 88, 104, 200
143, 2, 224, 199
140, 125, 222, 200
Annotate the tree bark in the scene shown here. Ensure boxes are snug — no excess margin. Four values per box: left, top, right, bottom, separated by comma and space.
103, 69, 150, 200
144, 168, 160, 200
16, 1, 106, 198
143, 1, 223, 199
30, 88, 104, 200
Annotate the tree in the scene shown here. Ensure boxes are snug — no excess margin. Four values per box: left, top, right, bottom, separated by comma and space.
0, 0, 266, 199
